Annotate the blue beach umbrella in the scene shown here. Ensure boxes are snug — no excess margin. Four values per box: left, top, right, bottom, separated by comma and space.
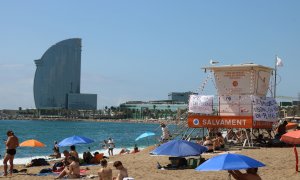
195, 153, 265, 171
135, 132, 155, 141
58, 135, 94, 147
151, 139, 208, 157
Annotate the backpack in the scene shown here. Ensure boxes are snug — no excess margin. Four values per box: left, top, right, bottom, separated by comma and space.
52, 161, 64, 171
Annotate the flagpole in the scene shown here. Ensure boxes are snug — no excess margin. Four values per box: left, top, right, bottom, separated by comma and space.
274, 55, 277, 98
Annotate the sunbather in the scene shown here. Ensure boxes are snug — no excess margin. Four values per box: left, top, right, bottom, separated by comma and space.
203, 136, 214, 152
55, 156, 80, 179
98, 159, 112, 180
113, 161, 128, 180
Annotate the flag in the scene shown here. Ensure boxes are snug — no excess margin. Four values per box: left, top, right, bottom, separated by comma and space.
276, 56, 283, 67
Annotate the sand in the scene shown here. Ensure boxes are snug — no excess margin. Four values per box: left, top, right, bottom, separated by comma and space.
0, 146, 299, 180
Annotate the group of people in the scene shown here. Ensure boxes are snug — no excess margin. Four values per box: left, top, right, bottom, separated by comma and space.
200, 132, 225, 152
98, 160, 128, 180
55, 148, 129, 179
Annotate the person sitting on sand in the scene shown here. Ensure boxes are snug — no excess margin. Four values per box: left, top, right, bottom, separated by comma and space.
131, 144, 140, 154
55, 156, 80, 179
98, 159, 112, 180
70, 145, 79, 160
90, 152, 107, 164
51, 148, 61, 158
113, 161, 128, 180
53, 141, 60, 153
213, 132, 225, 150
203, 136, 214, 152
228, 168, 261, 180
119, 148, 130, 155
275, 120, 288, 140
83, 151, 93, 164
62, 150, 70, 166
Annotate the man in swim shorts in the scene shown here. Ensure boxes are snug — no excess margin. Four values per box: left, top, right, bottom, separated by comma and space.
3, 130, 19, 176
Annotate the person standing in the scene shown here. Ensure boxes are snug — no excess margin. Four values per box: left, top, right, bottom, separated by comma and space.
107, 137, 115, 156
113, 161, 128, 180
160, 123, 171, 142
98, 159, 112, 180
3, 130, 19, 176
53, 141, 60, 153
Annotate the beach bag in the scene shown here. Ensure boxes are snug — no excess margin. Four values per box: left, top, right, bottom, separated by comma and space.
31, 158, 49, 166
52, 161, 64, 171
39, 168, 52, 173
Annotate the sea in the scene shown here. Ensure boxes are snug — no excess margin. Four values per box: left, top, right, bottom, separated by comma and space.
0, 119, 167, 165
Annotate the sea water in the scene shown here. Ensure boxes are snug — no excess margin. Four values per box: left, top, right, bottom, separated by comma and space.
0, 119, 165, 165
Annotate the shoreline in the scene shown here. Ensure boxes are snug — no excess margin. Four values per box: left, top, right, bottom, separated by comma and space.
0, 117, 177, 125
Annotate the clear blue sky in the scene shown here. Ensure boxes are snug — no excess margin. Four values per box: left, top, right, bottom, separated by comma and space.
0, 1, 299, 109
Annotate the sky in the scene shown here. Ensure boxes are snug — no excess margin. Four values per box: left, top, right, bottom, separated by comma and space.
0, 1, 299, 110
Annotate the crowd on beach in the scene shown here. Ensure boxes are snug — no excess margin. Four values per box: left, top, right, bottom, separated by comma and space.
1, 120, 294, 180
2, 130, 134, 179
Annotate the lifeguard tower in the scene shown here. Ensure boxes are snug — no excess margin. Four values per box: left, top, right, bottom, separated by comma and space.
185, 63, 279, 146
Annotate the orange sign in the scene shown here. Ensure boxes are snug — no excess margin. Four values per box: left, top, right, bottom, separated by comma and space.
188, 115, 274, 129
188, 115, 253, 128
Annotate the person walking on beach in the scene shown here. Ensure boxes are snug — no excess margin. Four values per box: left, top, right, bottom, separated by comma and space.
107, 137, 115, 156
113, 161, 128, 180
160, 123, 171, 142
101, 140, 108, 149
3, 130, 19, 176
228, 168, 262, 180
98, 159, 112, 180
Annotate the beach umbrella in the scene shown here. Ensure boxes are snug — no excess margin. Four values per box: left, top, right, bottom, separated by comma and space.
195, 153, 265, 171
135, 132, 155, 146
280, 130, 300, 172
20, 139, 45, 147
58, 135, 94, 147
135, 132, 155, 141
20, 139, 45, 160
151, 139, 208, 157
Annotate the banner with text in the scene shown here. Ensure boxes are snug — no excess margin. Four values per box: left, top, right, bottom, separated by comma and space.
251, 96, 279, 122
188, 114, 253, 128
188, 95, 213, 114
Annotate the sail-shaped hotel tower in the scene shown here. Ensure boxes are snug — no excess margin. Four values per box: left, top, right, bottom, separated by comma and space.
33, 38, 97, 110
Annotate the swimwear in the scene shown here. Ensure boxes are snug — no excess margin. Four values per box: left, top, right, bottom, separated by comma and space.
6, 149, 16, 156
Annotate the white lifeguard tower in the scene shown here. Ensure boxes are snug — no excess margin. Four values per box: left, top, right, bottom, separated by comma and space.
186, 63, 279, 146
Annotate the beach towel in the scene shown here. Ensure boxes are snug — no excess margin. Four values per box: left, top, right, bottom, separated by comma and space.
35, 172, 57, 176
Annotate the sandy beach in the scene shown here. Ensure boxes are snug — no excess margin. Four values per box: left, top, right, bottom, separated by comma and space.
0, 146, 299, 180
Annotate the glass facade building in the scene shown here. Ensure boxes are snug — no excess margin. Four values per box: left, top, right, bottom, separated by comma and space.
33, 38, 97, 110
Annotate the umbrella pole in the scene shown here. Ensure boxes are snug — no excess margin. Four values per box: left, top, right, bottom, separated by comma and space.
294, 145, 298, 172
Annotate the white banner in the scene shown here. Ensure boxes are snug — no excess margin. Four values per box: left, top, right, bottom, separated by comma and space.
188, 95, 213, 114
251, 96, 279, 122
